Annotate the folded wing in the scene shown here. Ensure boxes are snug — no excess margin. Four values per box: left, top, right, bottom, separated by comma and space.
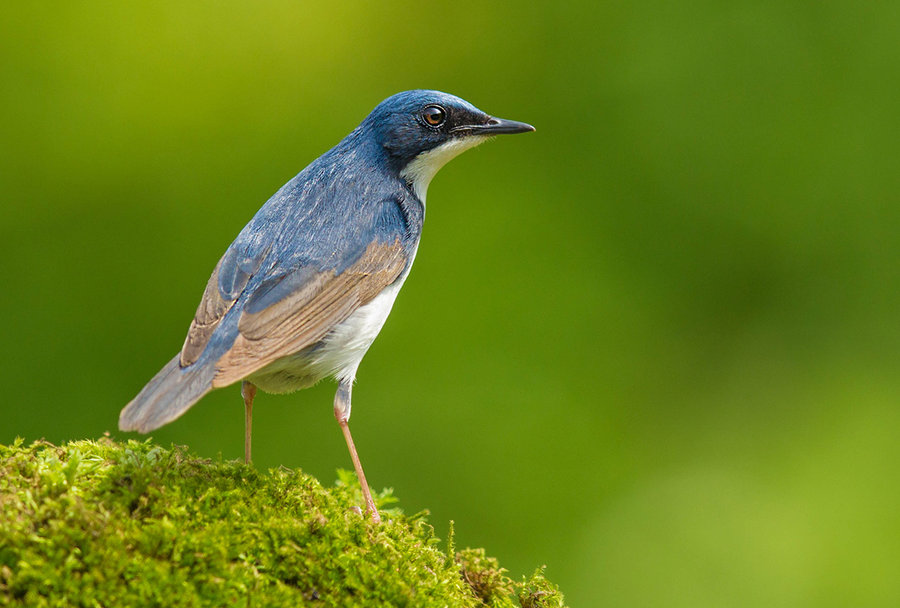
212, 239, 407, 387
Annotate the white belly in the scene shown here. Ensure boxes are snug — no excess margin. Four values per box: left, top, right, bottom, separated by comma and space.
247, 271, 409, 394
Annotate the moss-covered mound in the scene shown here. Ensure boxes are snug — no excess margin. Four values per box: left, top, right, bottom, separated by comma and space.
0, 438, 565, 607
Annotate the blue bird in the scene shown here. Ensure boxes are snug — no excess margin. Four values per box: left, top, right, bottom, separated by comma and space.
119, 90, 534, 522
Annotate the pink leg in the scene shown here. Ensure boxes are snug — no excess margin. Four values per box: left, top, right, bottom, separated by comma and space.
335, 381, 381, 523
242, 381, 257, 464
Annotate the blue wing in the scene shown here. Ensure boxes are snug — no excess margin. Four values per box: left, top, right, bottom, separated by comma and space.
181, 165, 422, 373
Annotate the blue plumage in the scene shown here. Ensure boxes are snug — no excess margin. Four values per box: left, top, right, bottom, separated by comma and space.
119, 90, 533, 522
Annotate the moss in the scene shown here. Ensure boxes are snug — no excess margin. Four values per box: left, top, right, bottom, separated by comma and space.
456, 548, 514, 605
0, 438, 566, 607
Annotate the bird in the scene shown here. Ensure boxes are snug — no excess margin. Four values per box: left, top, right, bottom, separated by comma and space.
118, 90, 534, 522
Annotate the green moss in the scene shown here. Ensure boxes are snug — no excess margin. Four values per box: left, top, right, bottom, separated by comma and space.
0, 438, 566, 607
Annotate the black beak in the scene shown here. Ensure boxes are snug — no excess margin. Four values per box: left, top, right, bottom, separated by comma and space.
456, 116, 536, 135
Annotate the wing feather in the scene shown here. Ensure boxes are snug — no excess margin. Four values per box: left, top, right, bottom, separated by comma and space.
180, 245, 266, 366
211, 239, 407, 387
180, 259, 238, 366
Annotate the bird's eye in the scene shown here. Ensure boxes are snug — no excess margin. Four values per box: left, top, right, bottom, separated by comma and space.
422, 105, 446, 127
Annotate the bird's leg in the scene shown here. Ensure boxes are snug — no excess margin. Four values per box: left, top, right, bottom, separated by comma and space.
334, 380, 381, 524
241, 381, 257, 464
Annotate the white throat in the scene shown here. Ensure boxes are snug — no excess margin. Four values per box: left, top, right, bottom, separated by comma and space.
399, 136, 488, 203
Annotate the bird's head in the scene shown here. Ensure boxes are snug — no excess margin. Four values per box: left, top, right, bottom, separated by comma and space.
362, 90, 534, 201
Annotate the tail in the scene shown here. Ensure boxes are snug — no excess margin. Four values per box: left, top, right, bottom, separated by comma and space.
119, 355, 217, 433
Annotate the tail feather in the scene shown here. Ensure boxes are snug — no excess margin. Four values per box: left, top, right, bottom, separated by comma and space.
119, 355, 216, 433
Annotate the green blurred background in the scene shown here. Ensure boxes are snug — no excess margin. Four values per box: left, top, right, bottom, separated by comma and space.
2, 1, 898, 605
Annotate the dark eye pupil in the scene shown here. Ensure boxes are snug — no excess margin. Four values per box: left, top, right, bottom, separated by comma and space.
424, 106, 445, 126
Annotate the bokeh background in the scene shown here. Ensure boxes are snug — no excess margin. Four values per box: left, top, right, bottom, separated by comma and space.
2, 2, 898, 605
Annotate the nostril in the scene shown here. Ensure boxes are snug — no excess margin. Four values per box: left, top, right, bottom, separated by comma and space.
486, 117, 500, 126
